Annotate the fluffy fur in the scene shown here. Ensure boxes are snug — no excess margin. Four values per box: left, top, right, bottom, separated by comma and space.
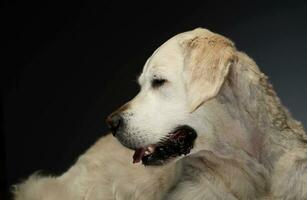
13, 28, 307, 200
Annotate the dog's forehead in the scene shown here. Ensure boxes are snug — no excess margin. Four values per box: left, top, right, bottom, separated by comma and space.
138, 38, 182, 83
139, 28, 215, 83
148, 38, 183, 71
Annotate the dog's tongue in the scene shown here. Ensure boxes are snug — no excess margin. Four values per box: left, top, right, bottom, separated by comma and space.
133, 148, 145, 163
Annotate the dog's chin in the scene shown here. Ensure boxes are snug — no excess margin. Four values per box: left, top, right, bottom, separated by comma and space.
132, 125, 197, 166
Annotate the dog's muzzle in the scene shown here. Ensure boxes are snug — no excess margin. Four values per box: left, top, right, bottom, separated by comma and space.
106, 112, 197, 166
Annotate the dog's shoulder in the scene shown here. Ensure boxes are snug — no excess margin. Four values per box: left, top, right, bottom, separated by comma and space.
166, 150, 269, 200
270, 146, 307, 199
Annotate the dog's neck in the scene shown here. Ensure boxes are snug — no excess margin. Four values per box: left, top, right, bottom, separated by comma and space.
204, 52, 306, 171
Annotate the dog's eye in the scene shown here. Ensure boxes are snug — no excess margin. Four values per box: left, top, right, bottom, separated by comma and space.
151, 78, 167, 88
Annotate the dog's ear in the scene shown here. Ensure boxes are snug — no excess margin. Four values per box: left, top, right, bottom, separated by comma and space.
182, 35, 237, 112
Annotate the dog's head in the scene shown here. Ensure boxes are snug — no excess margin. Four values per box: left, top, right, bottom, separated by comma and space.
106, 28, 237, 165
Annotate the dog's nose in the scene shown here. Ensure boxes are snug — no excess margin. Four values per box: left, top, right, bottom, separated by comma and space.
106, 113, 123, 136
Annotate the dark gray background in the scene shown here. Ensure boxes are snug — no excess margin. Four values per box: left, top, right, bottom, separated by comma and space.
2, 0, 307, 199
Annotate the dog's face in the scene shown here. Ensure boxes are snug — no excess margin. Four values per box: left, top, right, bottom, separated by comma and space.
107, 28, 237, 165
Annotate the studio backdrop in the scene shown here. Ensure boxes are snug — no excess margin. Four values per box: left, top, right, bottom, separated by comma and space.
2, 0, 307, 198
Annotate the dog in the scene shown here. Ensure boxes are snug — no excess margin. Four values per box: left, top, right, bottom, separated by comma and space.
13, 28, 307, 200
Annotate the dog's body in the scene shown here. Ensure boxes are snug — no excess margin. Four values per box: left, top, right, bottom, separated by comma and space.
13, 28, 307, 200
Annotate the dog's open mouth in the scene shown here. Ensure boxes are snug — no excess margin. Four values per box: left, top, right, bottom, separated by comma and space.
133, 125, 197, 165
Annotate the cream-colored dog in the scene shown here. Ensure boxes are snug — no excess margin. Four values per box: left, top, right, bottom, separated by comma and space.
13, 28, 307, 200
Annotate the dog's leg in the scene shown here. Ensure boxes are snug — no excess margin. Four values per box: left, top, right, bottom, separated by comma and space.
13, 134, 180, 200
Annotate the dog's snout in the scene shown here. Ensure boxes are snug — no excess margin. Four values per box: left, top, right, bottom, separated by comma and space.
106, 113, 123, 136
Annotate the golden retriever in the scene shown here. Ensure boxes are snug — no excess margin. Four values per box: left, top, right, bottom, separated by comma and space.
13, 28, 307, 200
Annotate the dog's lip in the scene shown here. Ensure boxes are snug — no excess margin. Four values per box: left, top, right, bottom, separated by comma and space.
132, 125, 197, 165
